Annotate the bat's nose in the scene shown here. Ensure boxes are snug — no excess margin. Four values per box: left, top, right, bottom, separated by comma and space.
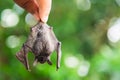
40, 57, 44, 61
38, 56, 46, 64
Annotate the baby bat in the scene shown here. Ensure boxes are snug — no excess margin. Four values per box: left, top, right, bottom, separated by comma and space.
16, 22, 62, 71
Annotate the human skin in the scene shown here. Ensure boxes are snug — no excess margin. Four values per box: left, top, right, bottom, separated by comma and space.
36, 0, 52, 23
14, 0, 52, 23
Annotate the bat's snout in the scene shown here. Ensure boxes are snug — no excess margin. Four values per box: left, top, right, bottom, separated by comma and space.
38, 56, 46, 64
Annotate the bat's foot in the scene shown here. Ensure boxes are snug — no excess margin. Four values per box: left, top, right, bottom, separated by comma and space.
47, 60, 52, 65
56, 67, 60, 71
57, 65, 60, 70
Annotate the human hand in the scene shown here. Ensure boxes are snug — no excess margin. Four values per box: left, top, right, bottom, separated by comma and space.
14, 0, 52, 23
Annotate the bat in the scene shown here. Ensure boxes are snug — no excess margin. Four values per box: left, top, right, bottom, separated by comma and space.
16, 22, 62, 71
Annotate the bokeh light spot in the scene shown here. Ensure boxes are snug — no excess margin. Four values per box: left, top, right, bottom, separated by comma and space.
115, 0, 120, 7
64, 56, 79, 68
6, 35, 20, 48
77, 61, 90, 77
1, 9, 19, 27
101, 45, 114, 59
13, 4, 24, 15
107, 18, 120, 43
76, 0, 91, 11
25, 13, 37, 26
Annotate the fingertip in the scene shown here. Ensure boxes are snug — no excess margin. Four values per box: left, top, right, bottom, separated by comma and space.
41, 16, 48, 23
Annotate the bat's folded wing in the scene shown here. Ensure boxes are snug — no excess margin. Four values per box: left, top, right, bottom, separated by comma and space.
16, 44, 30, 71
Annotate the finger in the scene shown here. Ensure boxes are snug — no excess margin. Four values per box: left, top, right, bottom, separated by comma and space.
14, 0, 40, 20
33, 11, 40, 21
36, 0, 52, 23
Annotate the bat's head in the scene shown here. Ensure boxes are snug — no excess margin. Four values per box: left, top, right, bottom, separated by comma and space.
33, 53, 52, 66
33, 55, 48, 65
37, 56, 47, 64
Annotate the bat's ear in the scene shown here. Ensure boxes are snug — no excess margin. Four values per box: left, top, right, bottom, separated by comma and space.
33, 59, 38, 66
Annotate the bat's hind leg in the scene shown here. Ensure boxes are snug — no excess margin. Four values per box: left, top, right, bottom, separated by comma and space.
56, 41, 62, 70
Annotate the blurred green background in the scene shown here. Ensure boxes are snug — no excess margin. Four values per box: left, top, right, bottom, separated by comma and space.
1, 0, 120, 80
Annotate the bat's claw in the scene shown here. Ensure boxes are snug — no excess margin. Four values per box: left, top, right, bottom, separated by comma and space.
56, 63, 60, 71
56, 66, 60, 71
47, 60, 52, 65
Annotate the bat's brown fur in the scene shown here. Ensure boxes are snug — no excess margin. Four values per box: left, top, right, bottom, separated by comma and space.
16, 22, 61, 71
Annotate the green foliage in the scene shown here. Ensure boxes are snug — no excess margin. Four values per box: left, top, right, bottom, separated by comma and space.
0, 0, 120, 80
